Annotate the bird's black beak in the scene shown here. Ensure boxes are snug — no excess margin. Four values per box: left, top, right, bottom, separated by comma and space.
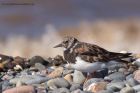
53, 43, 63, 48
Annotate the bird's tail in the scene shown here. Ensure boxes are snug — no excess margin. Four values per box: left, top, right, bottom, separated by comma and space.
109, 52, 133, 62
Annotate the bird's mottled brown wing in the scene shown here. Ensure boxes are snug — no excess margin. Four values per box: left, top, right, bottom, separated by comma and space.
74, 42, 110, 62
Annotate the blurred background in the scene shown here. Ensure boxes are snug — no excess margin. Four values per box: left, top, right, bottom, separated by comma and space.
0, 0, 140, 58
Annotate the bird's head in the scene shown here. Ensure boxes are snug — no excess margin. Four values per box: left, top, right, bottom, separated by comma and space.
54, 36, 78, 50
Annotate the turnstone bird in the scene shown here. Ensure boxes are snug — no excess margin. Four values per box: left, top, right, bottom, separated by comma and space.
54, 36, 132, 73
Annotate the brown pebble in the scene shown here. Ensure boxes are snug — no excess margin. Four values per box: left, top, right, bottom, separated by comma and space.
134, 70, 140, 83
86, 82, 108, 93
3, 85, 36, 93
48, 67, 63, 78
64, 74, 73, 83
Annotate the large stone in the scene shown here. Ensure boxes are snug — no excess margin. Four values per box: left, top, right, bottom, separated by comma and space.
73, 70, 86, 84
47, 78, 70, 90
3, 85, 36, 93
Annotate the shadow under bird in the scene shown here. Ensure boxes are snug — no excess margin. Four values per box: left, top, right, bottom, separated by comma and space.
54, 36, 132, 74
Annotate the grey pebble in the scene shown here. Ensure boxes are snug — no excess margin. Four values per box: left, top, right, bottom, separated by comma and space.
106, 81, 125, 92
9, 77, 33, 84
133, 59, 140, 67
104, 72, 125, 81
97, 90, 113, 93
25, 77, 49, 85
126, 77, 139, 87
34, 63, 46, 71
30, 56, 49, 66
133, 85, 140, 92
71, 89, 88, 93
47, 78, 70, 90
70, 83, 81, 91
48, 88, 70, 93
73, 70, 86, 84
120, 87, 135, 93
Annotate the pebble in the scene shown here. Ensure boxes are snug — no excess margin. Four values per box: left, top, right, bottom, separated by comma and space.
104, 72, 125, 81
83, 78, 104, 91
126, 77, 139, 87
46, 78, 70, 90
134, 70, 140, 83
48, 67, 63, 78
133, 58, 140, 67
3, 85, 36, 93
88, 81, 108, 93
71, 89, 86, 93
70, 83, 81, 91
97, 90, 113, 93
120, 86, 135, 93
73, 70, 86, 84
64, 74, 73, 83
34, 63, 46, 71
106, 81, 125, 92
25, 77, 49, 85
48, 88, 70, 93
133, 85, 140, 92
30, 56, 48, 66
9, 76, 33, 84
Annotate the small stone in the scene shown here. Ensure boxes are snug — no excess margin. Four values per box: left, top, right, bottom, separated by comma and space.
120, 87, 135, 93
118, 68, 127, 73
48, 88, 70, 93
71, 89, 86, 93
97, 90, 113, 93
73, 70, 86, 84
47, 78, 70, 90
106, 81, 125, 92
133, 85, 140, 92
48, 67, 64, 78
85, 82, 108, 93
2, 80, 10, 90
83, 78, 104, 91
133, 59, 140, 67
14, 65, 23, 71
34, 63, 46, 71
3, 85, 36, 93
25, 77, 49, 85
9, 76, 33, 84
104, 72, 125, 81
134, 70, 140, 83
30, 56, 48, 66
70, 83, 81, 91
126, 77, 139, 87
64, 74, 73, 83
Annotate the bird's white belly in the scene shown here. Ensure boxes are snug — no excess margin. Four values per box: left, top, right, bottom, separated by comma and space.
70, 57, 106, 73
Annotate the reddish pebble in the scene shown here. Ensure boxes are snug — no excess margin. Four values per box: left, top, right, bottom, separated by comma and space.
3, 85, 36, 93
134, 70, 140, 83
